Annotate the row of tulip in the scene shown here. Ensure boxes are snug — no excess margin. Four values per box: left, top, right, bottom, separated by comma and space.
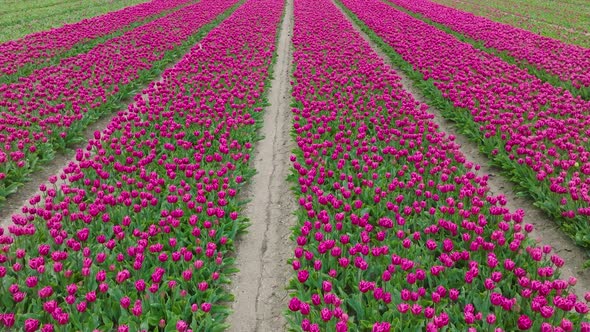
0, 0, 194, 79
0, 0, 240, 202
338, 0, 590, 249
286, 0, 589, 330
0, 0, 284, 329
386, 0, 590, 99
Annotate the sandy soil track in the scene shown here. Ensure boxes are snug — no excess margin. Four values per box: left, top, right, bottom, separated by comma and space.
226, 0, 296, 330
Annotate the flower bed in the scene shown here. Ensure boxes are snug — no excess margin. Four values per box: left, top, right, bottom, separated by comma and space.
0, 0, 284, 329
286, 0, 589, 330
0, 0, 240, 202
338, 0, 590, 248
0, 0, 193, 78
388, 0, 590, 99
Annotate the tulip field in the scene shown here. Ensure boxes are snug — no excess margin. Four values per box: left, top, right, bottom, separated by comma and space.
1, 0, 590, 330
0, 0, 240, 201
388, 0, 590, 99
0, 0, 197, 80
338, 0, 590, 250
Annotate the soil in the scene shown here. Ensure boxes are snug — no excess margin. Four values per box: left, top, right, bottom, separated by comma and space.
226, 0, 296, 330
332, 0, 590, 300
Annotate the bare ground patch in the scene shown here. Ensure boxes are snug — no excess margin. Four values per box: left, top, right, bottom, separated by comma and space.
226, 0, 296, 330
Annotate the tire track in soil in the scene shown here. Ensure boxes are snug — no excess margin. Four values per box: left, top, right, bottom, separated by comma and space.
332, 0, 590, 299
226, 0, 295, 330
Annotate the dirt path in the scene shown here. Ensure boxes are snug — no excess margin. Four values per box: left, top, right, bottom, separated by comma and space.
226, 0, 295, 330
333, 0, 590, 299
